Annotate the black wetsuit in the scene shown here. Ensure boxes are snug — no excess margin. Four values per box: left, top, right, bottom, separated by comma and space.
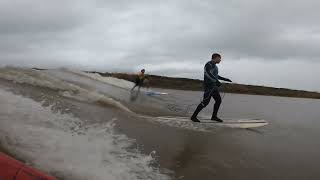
135, 75, 144, 86
191, 61, 230, 119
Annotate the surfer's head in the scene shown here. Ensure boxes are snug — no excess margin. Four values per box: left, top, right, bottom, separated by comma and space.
211, 53, 221, 64
141, 69, 145, 74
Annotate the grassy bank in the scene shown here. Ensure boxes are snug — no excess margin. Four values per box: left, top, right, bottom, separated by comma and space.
88, 72, 320, 99
32, 68, 320, 99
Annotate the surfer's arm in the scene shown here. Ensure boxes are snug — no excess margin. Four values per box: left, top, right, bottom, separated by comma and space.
218, 75, 232, 82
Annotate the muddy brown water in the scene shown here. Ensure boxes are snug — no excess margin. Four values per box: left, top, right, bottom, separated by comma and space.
1, 79, 320, 180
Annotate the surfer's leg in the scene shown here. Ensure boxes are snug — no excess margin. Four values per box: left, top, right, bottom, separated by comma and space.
131, 84, 137, 91
211, 90, 222, 122
132, 77, 140, 91
191, 89, 212, 122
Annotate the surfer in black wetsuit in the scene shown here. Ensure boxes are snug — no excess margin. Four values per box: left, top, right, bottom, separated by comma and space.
131, 69, 147, 91
191, 53, 232, 123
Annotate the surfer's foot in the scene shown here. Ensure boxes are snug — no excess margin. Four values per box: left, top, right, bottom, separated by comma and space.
211, 116, 223, 123
191, 116, 200, 122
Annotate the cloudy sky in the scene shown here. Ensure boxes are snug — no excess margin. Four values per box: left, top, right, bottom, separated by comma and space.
0, 0, 319, 91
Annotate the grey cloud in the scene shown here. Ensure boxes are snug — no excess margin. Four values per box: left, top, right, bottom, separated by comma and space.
0, 0, 319, 91
0, 0, 95, 34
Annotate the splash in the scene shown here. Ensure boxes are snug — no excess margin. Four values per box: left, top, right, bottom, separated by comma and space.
0, 89, 170, 180
0, 67, 132, 113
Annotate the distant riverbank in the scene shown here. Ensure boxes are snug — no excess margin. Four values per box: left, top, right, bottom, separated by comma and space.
32, 68, 320, 99
89, 71, 320, 99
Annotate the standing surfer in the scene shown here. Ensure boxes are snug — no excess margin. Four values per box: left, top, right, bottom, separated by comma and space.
131, 69, 148, 91
191, 53, 232, 122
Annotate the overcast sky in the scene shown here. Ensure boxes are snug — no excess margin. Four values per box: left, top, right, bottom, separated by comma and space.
0, 0, 319, 91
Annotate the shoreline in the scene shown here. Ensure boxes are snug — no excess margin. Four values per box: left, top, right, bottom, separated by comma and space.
92, 72, 320, 99
31, 68, 320, 99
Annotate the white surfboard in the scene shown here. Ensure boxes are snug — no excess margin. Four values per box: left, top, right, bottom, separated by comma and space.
145, 91, 168, 96
155, 116, 268, 128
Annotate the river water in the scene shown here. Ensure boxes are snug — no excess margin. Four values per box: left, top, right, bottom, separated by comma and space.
0, 67, 319, 180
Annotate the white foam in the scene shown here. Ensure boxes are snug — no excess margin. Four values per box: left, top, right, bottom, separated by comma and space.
0, 66, 79, 92
69, 70, 163, 94
0, 89, 170, 180
62, 89, 132, 113
66, 69, 135, 90
0, 67, 132, 112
